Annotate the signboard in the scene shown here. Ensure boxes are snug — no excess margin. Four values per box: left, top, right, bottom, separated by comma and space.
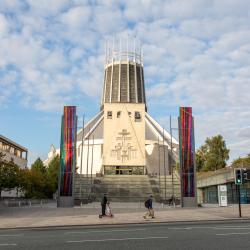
218, 185, 227, 207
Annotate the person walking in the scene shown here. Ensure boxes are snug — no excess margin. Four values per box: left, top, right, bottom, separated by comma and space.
101, 193, 108, 216
169, 195, 174, 206
143, 195, 155, 219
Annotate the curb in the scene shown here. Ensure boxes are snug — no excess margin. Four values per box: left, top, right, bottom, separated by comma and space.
1, 218, 250, 231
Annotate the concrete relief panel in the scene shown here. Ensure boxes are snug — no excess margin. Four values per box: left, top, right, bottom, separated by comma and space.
110, 129, 137, 162
103, 103, 145, 166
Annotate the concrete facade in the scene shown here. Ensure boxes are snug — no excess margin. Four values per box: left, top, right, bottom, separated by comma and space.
75, 112, 178, 176
103, 103, 145, 168
0, 134, 28, 198
197, 168, 250, 204
0, 135, 28, 169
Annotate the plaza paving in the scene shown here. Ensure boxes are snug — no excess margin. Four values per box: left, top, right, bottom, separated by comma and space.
0, 202, 249, 229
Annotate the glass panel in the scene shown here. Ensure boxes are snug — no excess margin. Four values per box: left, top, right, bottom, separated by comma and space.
104, 166, 144, 175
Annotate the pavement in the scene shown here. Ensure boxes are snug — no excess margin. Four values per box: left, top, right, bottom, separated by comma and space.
0, 202, 250, 229
1, 221, 250, 249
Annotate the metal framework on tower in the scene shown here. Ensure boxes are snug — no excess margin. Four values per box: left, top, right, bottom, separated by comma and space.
101, 37, 146, 109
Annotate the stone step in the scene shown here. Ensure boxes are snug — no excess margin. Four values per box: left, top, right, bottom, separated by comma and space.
74, 174, 181, 202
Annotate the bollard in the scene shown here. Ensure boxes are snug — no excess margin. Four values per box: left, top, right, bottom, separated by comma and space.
40, 200, 43, 207
161, 203, 164, 208
29, 201, 31, 207
80, 202, 83, 207
19, 201, 21, 207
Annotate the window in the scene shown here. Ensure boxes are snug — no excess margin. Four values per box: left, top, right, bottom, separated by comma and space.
128, 111, 131, 117
10, 147, 14, 154
16, 150, 21, 158
107, 111, 112, 119
4, 144, 10, 152
135, 111, 141, 122
117, 111, 121, 118
14, 148, 18, 156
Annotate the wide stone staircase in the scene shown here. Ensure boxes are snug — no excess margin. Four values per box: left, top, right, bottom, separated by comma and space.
148, 172, 181, 203
74, 172, 181, 204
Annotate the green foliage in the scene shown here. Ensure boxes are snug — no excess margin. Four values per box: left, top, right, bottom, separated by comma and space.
31, 157, 46, 173
22, 156, 59, 199
45, 155, 60, 198
0, 154, 59, 199
196, 135, 230, 172
0, 153, 20, 197
231, 154, 250, 168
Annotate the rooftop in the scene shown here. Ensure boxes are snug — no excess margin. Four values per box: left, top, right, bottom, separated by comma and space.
0, 134, 28, 152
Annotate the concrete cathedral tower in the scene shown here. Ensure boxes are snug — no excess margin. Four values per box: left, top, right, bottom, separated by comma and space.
101, 38, 146, 175
75, 37, 180, 202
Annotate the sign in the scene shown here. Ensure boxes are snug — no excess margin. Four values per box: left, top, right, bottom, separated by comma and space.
218, 185, 227, 207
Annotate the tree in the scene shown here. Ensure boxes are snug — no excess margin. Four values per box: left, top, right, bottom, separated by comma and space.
22, 157, 47, 198
45, 155, 60, 198
0, 153, 20, 197
196, 135, 230, 172
31, 157, 46, 174
231, 154, 250, 168
21, 156, 60, 199
195, 145, 207, 172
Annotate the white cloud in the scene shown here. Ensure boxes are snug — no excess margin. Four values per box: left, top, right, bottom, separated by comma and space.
41, 50, 68, 72
26, 0, 70, 16
60, 5, 91, 29
0, 0, 249, 161
0, 0, 25, 13
92, 5, 125, 34
0, 14, 9, 35
0, 69, 18, 103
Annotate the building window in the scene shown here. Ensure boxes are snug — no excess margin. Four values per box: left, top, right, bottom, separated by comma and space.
117, 111, 121, 118
16, 150, 21, 158
14, 148, 18, 156
10, 147, 14, 154
135, 111, 141, 122
107, 111, 112, 119
4, 144, 10, 152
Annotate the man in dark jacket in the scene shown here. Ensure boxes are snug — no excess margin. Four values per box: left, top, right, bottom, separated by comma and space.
143, 195, 155, 219
101, 194, 108, 216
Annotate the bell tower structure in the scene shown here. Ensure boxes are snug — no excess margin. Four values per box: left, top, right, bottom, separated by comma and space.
76, 37, 179, 178
101, 38, 146, 174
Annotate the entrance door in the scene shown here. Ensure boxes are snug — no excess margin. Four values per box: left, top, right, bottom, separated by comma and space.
104, 166, 144, 175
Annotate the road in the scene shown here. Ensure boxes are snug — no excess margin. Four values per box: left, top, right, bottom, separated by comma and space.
0, 221, 250, 250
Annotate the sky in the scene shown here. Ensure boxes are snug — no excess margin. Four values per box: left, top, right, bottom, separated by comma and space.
0, 0, 250, 166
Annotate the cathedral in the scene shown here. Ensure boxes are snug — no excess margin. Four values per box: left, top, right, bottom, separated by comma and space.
76, 39, 179, 177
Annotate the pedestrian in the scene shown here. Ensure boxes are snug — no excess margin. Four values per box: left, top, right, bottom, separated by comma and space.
143, 195, 155, 219
101, 193, 108, 217
169, 195, 173, 206
106, 201, 114, 217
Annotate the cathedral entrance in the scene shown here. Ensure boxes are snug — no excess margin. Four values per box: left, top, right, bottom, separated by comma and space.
104, 166, 144, 175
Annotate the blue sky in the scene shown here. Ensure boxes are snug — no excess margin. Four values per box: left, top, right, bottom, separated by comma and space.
0, 0, 250, 165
